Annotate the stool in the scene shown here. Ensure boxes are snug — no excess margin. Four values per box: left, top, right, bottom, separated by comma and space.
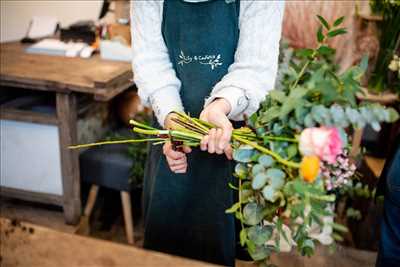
79, 143, 134, 244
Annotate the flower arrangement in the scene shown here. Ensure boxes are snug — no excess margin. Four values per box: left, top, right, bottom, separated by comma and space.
70, 16, 399, 266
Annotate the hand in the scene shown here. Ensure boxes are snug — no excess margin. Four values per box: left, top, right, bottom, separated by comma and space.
163, 141, 192, 173
199, 98, 233, 160
164, 112, 179, 130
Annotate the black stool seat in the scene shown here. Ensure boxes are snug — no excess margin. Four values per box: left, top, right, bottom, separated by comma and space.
79, 144, 133, 192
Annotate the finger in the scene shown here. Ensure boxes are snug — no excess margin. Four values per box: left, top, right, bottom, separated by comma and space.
182, 146, 192, 154
169, 157, 187, 167
219, 121, 233, 150
162, 142, 171, 154
224, 145, 233, 160
200, 135, 209, 151
208, 128, 217, 154
174, 168, 187, 174
167, 157, 186, 171
164, 145, 185, 160
215, 128, 224, 154
171, 163, 188, 173
199, 110, 207, 122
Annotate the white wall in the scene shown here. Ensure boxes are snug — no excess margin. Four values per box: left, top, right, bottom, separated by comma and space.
0, 120, 63, 195
0, 0, 103, 42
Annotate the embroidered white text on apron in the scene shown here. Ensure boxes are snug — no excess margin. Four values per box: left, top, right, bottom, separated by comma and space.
178, 50, 223, 70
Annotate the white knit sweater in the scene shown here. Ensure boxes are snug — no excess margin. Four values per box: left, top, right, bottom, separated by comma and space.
130, 0, 285, 126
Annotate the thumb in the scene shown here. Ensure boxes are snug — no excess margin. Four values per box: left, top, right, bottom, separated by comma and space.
182, 146, 192, 154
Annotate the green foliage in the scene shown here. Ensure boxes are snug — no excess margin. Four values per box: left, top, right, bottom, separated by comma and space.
227, 15, 399, 266
369, 0, 400, 93
233, 145, 256, 163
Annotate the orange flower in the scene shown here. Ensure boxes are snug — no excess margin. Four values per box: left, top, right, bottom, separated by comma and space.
301, 155, 320, 183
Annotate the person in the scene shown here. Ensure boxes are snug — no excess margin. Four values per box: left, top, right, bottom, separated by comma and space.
131, 1, 284, 265
376, 128, 400, 267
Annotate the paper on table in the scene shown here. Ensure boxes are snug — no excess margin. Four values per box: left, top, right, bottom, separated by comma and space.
27, 16, 59, 39
26, 39, 87, 57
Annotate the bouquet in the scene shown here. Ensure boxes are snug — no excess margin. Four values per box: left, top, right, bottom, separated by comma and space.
71, 16, 399, 266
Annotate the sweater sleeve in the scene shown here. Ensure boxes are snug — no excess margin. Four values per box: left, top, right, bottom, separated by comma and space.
130, 0, 184, 127
204, 0, 285, 121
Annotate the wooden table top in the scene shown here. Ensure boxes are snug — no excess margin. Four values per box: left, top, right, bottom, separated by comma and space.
0, 218, 219, 267
0, 42, 134, 101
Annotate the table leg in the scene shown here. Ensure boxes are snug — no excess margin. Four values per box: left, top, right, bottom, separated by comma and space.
56, 93, 81, 225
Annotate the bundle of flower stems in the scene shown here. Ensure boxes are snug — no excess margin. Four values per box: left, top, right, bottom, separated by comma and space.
70, 111, 300, 168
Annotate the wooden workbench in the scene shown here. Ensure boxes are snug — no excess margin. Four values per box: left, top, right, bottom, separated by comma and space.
0, 42, 134, 224
0, 218, 218, 267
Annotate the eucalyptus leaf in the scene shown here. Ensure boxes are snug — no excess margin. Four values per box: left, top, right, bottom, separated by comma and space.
295, 105, 308, 124
266, 168, 286, 180
233, 145, 255, 163
248, 244, 272, 261
243, 203, 264, 226
370, 121, 381, 132
252, 164, 265, 176
304, 113, 316, 127
270, 175, 285, 190
235, 163, 248, 179
372, 106, 389, 122
330, 105, 349, 128
311, 105, 329, 124
289, 117, 301, 130
371, 121, 381, 132
271, 123, 284, 136
359, 106, 374, 123
240, 189, 253, 203
248, 225, 273, 246
345, 107, 361, 125
252, 173, 269, 190
262, 185, 278, 202
337, 128, 348, 147
258, 155, 275, 168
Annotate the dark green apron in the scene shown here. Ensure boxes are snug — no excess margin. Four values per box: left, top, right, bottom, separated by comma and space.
143, 1, 240, 266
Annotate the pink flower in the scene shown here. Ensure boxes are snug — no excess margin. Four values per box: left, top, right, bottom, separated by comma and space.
299, 127, 343, 164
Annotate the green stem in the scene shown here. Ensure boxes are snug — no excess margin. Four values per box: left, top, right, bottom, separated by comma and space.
133, 128, 168, 136
129, 120, 157, 130
233, 136, 301, 168
239, 177, 244, 230
170, 130, 203, 141
69, 138, 163, 149
291, 60, 310, 90
263, 135, 298, 143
